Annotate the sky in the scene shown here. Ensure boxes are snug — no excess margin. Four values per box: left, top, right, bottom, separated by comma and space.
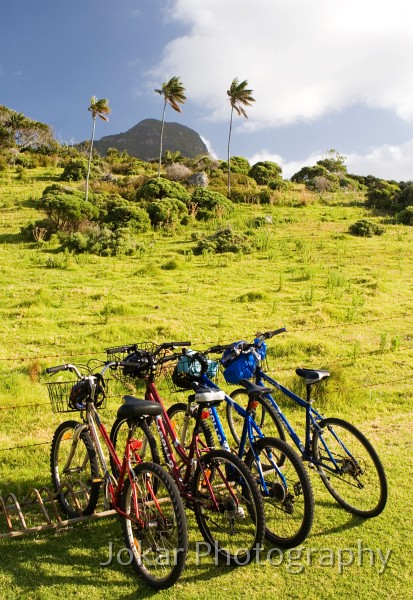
1, 0, 413, 181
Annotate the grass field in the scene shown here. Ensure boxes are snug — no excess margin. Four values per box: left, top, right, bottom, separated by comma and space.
0, 167, 412, 599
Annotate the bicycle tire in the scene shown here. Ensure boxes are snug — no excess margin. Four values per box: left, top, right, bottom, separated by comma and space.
121, 461, 188, 590
50, 420, 100, 517
312, 417, 388, 517
245, 436, 314, 548
109, 417, 160, 477
192, 448, 265, 565
228, 389, 286, 448
167, 402, 215, 451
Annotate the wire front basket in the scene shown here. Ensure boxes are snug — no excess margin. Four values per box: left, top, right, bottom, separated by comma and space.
46, 380, 108, 413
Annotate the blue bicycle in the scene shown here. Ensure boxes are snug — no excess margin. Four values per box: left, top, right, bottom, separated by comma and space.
167, 351, 315, 548
222, 329, 388, 518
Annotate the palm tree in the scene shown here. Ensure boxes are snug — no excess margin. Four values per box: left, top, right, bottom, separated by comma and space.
154, 76, 186, 178
5, 111, 26, 146
85, 96, 111, 202
226, 78, 255, 196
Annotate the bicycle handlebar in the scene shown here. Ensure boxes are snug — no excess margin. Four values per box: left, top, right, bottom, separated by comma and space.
255, 327, 287, 341
203, 328, 287, 356
46, 363, 83, 378
45, 364, 70, 374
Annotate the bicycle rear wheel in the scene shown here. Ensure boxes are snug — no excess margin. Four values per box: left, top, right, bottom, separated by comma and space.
109, 417, 160, 477
312, 417, 387, 517
121, 461, 188, 590
245, 437, 314, 548
50, 420, 100, 517
227, 389, 285, 450
167, 402, 215, 450
192, 448, 265, 565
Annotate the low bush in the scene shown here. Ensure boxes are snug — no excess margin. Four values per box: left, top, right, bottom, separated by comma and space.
191, 188, 232, 220
193, 226, 252, 255
348, 219, 385, 237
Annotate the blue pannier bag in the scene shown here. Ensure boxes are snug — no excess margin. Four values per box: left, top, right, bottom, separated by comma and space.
221, 339, 267, 385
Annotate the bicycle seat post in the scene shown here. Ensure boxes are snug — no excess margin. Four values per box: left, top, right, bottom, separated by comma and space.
306, 384, 312, 404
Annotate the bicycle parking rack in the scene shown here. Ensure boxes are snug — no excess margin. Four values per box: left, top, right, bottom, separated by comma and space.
0, 483, 116, 539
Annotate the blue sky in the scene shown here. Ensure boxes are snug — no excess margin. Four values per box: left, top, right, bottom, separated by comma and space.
1, 0, 413, 180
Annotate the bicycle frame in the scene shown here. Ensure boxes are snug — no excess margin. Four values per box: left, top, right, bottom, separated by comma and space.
196, 373, 289, 496
253, 367, 352, 475
144, 380, 223, 507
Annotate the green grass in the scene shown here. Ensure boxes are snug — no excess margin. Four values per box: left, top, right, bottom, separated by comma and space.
0, 167, 412, 598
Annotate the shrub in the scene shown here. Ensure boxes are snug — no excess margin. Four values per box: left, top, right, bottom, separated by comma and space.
62, 225, 142, 256
161, 259, 179, 270
249, 161, 282, 185
365, 180, 401, 211
291, 164, 329, 183
396, 206, 413, 225
191, 188, 232, 220
398, 183, 413, 209
146, 198, 188, 228
165, 163, 192, 181
97, 194, 151, 233
348, 220, 385, 237
38, 185, 99, 232
193, 226, 252, 255
135, 177, 191, 205
60, 158, 88, 181
312, 173, 340, 193
220, 156, 251, 175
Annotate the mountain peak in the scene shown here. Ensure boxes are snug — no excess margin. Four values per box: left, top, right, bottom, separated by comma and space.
93, 119, 208, 160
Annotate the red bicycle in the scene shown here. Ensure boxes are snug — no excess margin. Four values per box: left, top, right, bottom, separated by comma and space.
107, 342, 266, 565
46, 360, 188, 590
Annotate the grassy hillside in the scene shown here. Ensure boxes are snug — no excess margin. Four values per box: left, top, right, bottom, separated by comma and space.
0, 166, 412, 599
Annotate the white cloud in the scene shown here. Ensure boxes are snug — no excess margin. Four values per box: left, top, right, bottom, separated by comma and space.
346, 140, 413, 181
150, 0, 413, 129
246, 150, 323, 180
200, 135, 218, 159
248, 140, 413, 182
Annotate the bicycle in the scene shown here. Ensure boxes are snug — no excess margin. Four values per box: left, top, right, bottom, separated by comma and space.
222, 328, 388, 518
107, 342, 266, 565
168, 350, 315, 548
46, 360, 188, 590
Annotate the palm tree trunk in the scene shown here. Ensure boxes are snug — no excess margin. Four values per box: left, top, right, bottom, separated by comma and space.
85, 117, 96, 202
227, 107, 234, 197
158, 101, 167, 178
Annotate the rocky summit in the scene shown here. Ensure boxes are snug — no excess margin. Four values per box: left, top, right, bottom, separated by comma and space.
93, 118, 208, 160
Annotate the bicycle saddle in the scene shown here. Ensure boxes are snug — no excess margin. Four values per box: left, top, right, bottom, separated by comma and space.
295, 368, 330, 385
117, 395, 163, 419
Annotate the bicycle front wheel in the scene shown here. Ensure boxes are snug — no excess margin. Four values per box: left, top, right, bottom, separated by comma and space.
121, 461, 188, 590
245, 436, 314, 548
312, 417, 388, 517
192, 448, 265, 565
227, 389, 285, 449
50, 420, 100, 517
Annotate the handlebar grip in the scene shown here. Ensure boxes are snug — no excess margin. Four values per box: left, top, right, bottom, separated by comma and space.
158, 352, 182, 365
105, 344, 136, 354
258, 327, 287, 340
46, 364, 69, 374
168, 341, 191, 347
272, 327, 287, 336
206, 344, 230, 354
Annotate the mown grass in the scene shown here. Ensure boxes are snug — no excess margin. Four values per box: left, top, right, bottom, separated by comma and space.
0, 167, 412, 599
